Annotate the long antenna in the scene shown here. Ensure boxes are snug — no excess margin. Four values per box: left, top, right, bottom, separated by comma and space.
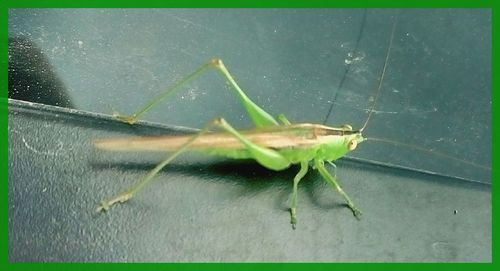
366, 137, 491, 171
360, 12, 399, 132
323, 9, 368, 125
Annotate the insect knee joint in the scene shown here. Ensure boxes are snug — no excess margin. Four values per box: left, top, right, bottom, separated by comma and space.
341, 124, 353, 131
210, 58, 224, 68
212, 117, 226, 126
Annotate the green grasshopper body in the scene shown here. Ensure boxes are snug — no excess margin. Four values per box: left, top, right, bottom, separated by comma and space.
96, 59, 368, 229
96, 123, 363, 167
96, 17, 399, 228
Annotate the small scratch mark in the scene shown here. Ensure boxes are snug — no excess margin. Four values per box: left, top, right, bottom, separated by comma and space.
166, 14, 218, 34
408, 106, 438, 114
11, 128, 65, 156
21, 137, 64, 156
165, 13, 246, 49
364, 109, 399, 114
431, 241, 458, 260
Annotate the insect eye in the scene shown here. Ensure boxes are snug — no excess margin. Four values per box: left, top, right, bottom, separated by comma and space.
347, 139, 357, 151
341, 124, 353, 131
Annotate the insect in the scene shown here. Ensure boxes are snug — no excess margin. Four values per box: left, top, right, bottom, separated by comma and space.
93, 15, 488, 229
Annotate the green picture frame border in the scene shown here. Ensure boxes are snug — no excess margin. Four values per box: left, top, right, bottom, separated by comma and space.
0, 0, 495, 270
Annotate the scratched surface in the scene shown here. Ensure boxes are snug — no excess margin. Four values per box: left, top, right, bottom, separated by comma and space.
8, 9, 492, 185
8, 99, 491, 262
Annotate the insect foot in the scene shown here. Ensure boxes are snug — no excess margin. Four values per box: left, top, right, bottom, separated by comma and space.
351, 207, 362, 220
113, 113, 138, 125
96, 193, 133, 213
290, 208, 298, 230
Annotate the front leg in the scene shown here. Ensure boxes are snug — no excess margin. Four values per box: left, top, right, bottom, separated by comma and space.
290, 160, 309, 229
314, 159, 362, 218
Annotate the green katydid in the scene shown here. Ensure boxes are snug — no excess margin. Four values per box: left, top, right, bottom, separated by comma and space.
95, 55, 372, 228
94, 16, 395, 229
93, 16, 488, 228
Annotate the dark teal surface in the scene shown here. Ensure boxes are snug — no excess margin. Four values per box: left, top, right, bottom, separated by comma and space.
8, 9, 491, 183
8, 99, 491, 261
7, 9, 491, 262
